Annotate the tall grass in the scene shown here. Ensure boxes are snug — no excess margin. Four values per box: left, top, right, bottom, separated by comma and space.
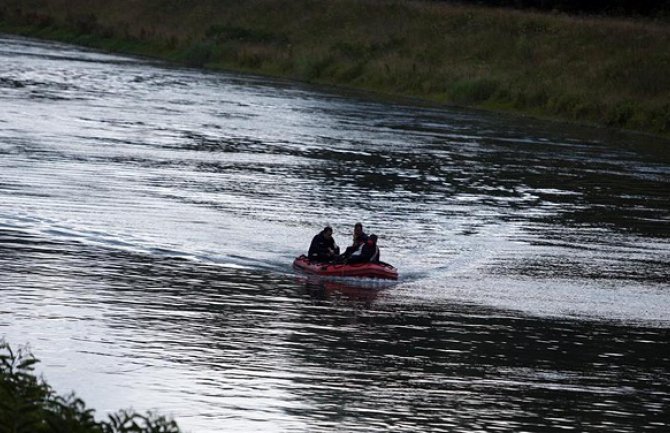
1, 0, 669, 136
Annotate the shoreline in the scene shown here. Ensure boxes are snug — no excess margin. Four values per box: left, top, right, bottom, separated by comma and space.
1, 0, 669, 140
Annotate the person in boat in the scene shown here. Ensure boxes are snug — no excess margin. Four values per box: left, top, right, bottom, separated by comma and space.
308, 226, 340, 262
346, 234, 380, 264
342, 222, 368, 259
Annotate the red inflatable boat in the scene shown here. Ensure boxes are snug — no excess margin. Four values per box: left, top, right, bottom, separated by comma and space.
292, 255, 398, 280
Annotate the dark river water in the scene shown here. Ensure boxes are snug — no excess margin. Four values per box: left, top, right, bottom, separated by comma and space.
1, 34, 669, 432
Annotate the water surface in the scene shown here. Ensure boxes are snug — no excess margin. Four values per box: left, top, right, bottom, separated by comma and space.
1, 34, 669, 432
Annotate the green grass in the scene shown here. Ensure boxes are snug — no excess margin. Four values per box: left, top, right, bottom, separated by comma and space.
1, 0, 669, 137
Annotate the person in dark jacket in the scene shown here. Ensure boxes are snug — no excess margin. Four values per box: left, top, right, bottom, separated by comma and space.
342, 222, 368, 259
308, 226, 340, 262
347, 234, 380, 264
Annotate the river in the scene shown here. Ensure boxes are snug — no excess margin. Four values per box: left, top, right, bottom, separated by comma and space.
1, 34, 669, 432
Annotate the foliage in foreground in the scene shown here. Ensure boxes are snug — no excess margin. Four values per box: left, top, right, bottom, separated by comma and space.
0, 341, 181, 433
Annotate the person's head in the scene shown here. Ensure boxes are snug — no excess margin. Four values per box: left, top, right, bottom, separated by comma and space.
354, 222, 363, 235
369, 234, 378, 245
323, 226, 333, 239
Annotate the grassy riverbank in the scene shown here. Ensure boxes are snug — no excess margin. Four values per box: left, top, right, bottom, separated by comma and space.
1, 0, 669, 137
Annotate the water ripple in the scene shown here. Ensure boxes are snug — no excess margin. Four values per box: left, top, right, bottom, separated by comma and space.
1, 34, 669, 432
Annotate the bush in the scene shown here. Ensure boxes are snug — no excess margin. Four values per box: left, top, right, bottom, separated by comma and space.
180, 41, 214, 67
0, 341, 181, 433
295, 54, 334, 81
65, 13, 100, 35
449, 78, 500, 104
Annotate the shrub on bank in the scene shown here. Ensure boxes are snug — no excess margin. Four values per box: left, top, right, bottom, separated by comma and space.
0, 341, 181, 433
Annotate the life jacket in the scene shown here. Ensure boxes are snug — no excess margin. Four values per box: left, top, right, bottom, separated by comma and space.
368, 240, 380, 262
350, 239, 379, 262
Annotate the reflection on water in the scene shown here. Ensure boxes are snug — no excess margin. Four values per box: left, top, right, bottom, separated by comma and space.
1, 34, 669, 432
1, 226, 668, 432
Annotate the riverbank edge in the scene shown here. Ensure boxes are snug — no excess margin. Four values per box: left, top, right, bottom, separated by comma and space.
1, 0, 669, 140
